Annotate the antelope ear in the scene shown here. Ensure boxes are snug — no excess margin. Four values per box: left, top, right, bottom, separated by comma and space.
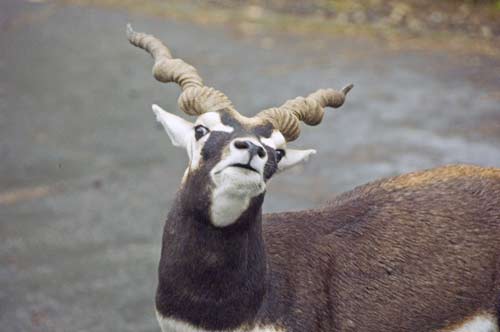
152, 104, 193, 148
278, 148, 316, 172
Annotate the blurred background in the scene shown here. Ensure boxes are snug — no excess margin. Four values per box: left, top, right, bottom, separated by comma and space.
1, 0, 499, 331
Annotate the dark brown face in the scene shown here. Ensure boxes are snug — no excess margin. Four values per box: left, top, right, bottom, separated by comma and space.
199, 110, 282, 181
152, 104, 317, 227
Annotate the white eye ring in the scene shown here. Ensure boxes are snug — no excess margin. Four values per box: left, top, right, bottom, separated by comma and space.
194, 125, 210, 140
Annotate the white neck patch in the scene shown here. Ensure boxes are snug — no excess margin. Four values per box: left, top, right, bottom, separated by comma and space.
210, 167, 265, 227
209, 135, 267, 227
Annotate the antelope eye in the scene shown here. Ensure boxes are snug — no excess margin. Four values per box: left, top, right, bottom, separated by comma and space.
194, 125, 210, 140
275, 149, 285, 163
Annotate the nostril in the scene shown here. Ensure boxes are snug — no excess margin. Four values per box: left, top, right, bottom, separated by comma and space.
257, 146, 266, 158
234, 140, 266, 158
234, 140, 250, 149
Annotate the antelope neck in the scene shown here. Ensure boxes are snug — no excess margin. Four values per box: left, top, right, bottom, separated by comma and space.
156, 192, 268, 331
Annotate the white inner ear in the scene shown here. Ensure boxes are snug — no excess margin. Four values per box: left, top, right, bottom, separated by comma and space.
152, 104, 193, 148
278, 148, 316, 172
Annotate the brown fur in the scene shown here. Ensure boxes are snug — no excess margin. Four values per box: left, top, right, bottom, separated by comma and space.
129, 25, 499, 331
262, 164, 500, 331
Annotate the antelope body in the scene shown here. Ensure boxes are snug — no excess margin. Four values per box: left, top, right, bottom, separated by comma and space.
126, 25, 500, 332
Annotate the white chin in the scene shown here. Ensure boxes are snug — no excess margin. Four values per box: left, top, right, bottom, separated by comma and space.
212, 167, 265, 195
210, 167, 266, 227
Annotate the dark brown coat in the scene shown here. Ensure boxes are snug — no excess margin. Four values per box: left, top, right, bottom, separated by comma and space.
262, 164, 500, 331
156, 164, 500, 332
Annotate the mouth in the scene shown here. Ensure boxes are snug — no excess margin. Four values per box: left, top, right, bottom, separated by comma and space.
228, 163, 259, 173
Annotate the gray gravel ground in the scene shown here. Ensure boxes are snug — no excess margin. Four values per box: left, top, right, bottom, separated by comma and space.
1, 1, 499, 332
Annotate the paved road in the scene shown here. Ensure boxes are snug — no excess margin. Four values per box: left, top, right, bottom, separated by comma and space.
1, 2, 499, 332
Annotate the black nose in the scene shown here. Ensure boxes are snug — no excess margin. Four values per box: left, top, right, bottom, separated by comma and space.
234, 140, 266, 158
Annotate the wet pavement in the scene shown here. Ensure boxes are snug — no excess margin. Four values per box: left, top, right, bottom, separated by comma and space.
1, 1, 499, 332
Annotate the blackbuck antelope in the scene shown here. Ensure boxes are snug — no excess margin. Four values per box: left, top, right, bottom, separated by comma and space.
126, 25, 500, 332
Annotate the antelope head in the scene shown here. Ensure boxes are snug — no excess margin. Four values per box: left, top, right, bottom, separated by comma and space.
127, 25, 353, 227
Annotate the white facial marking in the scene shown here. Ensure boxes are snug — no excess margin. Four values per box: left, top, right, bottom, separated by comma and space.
210, 137, 267, 227
196, 112, 234, 133
156, 312, 285, 332
153, 107, 318, 224
210, 168, 265, 227
189, 112, 234, 170
211, 137, 267, 176
442, 313, 498, 332
261, 130, 286, 150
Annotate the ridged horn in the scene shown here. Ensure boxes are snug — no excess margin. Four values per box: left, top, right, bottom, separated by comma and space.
256, 84, 353, 141
126, 24, 234, 115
